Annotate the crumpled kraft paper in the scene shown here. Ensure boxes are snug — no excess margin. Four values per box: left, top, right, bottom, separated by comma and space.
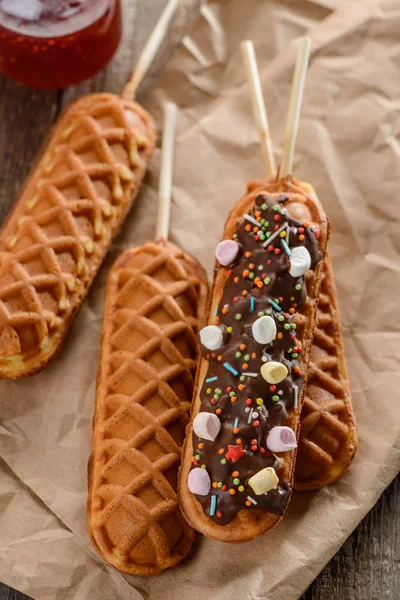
1, 0, 400, 599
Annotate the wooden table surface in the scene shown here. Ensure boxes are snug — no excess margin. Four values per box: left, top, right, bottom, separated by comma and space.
0, 1, 398, 599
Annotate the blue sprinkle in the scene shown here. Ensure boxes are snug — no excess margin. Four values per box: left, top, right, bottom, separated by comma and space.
210, 495, 217, 517
223, 362, 239, 377
234, 417, 239, 428
281, 239, 291, 256
206, 376, 218, 383
268, 299, 282, 311
250, 297, 255, 312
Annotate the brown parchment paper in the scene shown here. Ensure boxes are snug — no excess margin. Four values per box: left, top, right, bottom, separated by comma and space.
1, 0, 400, 598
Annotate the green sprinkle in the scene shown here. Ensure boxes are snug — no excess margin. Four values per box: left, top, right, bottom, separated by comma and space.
215, 388, 222, 394
240, 375, 246, 382
195, 454, 201, 460
295, 284, 302, 291
233, 233, 238, 239
278, 315, 284, 322
217, 481, 223, 488
266, 309, 271, 315
272, 395, 280, 402
233, 478, 240, 485
214, 394, 220, 400
292, 323, 297, 329
273, 204, 280, 211
259, 234, 265, 241
244, 354, 250, 361
258, 311, 264, 317
229, 391, 236, 397
264, 221, 270, 227
257, 406, 263, 411
284, 323, 290, 330
266, 231, 271, 238
288, 348, 292, 353
292, 353, 299, 358
261, 203, 267, 210
261, 219, 266, 225
256, 398, 264, 405
264, 277, 271, 285
221, 458, 227, 464
235, 352, 242, 358
249, 273, 255, 280
236, 314, 242, 320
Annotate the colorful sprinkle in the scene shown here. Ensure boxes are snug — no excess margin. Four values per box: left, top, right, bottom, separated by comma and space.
223, 362, 239, 376
206, 376, 218, 383
247, 496, 257, 505
210, 495, 217, 516
262, 223, 287, 247
250, 297, 255, 311
268, 299, 281, 311
281, 239, 291, 256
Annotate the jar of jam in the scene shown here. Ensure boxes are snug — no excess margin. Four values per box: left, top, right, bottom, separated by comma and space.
0, 0, 122, 88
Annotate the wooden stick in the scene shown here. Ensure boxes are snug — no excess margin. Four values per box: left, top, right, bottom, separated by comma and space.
122, 0, 181, 101
241, 40, 276, 178
280, 36, 312, 178
156, 103, 178, 240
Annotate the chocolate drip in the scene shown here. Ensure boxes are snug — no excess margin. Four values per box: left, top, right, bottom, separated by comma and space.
190, 194, 321, 525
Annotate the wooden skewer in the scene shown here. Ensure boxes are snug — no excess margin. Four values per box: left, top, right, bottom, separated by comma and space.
241, 40, 276, 178
156, 103, 178, 240
280, 36, 312, 179
122, 0, 181, 101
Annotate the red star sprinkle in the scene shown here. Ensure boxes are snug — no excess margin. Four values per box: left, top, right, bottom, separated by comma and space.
225, 443, 245, 463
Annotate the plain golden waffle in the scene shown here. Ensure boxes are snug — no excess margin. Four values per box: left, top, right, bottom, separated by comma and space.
88, 240, 208, 575
179, 178, 329, 543
294, 253, 357, 490
0, 93, 156, 379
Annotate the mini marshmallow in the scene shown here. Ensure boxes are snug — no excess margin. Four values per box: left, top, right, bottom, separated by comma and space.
188, 467, 211, 496
200, 325, 223, 351
215, 239, 239, 266
252, 315, 277, 344
248, 467, 279, 495
260, 361, 288, 384
193, 412, 221, 441
267, 426, 297, 453
289, 246, 311, 278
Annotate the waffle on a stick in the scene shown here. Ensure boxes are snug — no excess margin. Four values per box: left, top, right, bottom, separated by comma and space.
88, 240, 208, 575
0, 94, 156, 379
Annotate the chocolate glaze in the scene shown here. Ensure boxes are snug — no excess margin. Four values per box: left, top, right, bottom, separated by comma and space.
190, 194, 321, 525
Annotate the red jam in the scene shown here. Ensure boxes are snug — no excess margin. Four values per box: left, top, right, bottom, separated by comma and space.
0, 0, 122, 88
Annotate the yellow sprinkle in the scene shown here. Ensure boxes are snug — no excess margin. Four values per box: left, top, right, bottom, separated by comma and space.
280, 231, 287, 238
201, 464, 207, 469
238, 485, 245, 492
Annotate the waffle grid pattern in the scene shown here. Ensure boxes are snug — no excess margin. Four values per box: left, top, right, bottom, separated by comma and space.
295, 254, 357, 489
89, 242, 207, 574
0, 94, 155, 376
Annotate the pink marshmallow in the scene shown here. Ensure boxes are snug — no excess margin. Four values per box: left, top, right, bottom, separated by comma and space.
215, 239, 239, 266
267, 426, 297, 453
187, 467, 211, 496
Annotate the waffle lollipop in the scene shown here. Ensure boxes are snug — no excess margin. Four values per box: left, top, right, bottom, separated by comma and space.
243, 41, 357, 491
0, 0, 183, 379
179, 38, 329, 542
88, 103, 208, 575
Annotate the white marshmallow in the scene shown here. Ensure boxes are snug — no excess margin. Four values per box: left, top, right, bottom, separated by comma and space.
200, 325, 223, 351
193, 412, 221, 441
289, 246, 311, 278
248, 467, 279, 495
187, 468, 211, 496
215, 239, 239, 266
267, 426, 297, 452
260, 361, 288, 384
252, 316, 277, 344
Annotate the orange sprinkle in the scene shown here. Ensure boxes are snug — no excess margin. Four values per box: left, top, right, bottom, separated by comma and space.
299, 234, 305, 241
236, 438, 242, 444
245, 500, 252, 507
243, 270, 249, 277
242, 363, 249, 369
277, 332, 283, 339
234, 276, 239, 283
218, 448, 225, 454
229, 488, 236, 495
222, 307, 228, 314
257, 281, 263, 288
304, 222, 309, 228
231, 396, 237, 403
289, 308, 295, 314
294, 366, 300, 373
249, 263, 255, 269
217, 355, 223, 361
233, 427, 239, 434
245, 224, 251, 231
255, 211, 261, 218
240, 344, 246, 351
216, 408, 222, 415
242, 290, 248, 296
251, 352, 257, 359
253, 227, 259, 233
245, 251, 251, 258
238, 384, 245, 391
198, 442, 204, 449
232, 471, 239, 477
212, 482, 218, 488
